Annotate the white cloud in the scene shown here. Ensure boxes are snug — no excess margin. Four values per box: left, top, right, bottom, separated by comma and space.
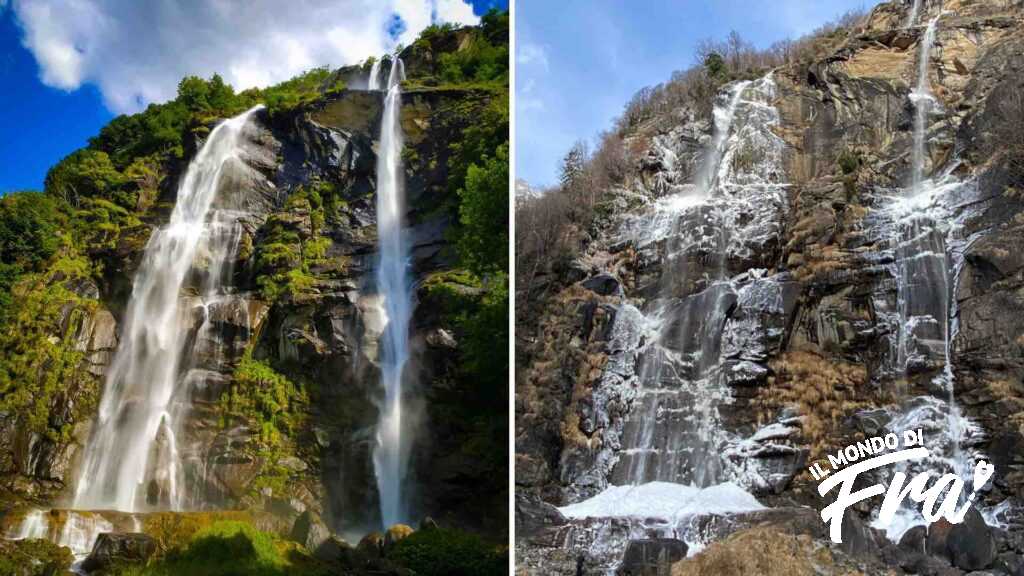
517, 42, 548, 72
9, 0, 480, 113
518, 77, 543, 111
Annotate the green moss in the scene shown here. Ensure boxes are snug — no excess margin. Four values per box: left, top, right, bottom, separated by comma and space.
0, 537, 74, 576
254, 183, 343, 301
117, 521, 328, 576
389, 528, 506, 576
0, 254, 98, 441
222, 353, 306, 448
219, 350, 310, 498
142, 511, 255, 553
837, 149, 861, 175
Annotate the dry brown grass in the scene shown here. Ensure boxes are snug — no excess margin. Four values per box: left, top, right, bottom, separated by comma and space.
760, 351, 868, 457
523, 284, 614, 450
671, 527, 866, 576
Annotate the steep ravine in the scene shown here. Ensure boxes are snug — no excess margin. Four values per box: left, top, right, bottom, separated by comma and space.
516, 1, 1024, 574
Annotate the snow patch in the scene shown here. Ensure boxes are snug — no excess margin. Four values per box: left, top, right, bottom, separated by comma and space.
559, 481, 764, 522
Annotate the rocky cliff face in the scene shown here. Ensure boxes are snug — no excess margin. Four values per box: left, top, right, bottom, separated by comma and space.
516, 1, 1024, 573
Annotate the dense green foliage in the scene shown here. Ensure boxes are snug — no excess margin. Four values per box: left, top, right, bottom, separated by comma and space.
0, 192, 65, 318
0, 255, 97, 440
409, 9, 508, 89
222, 352, 306, 447
457, 143, 508, 276
390, 528, 507, 576
219, 349, 310, 495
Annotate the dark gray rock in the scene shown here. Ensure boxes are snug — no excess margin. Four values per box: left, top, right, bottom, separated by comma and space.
314, 535, 355, 566
928, 518, 955, 561
994, 551, 1024, 576
515, 493, 567, 547
582, 272, 622, 296
290, 510, 331, 552
900, 524, 929, 555
81, 532, 157, 572
839, 509, 878, 557
949, 508, 998, 571
616, 538, 688, 576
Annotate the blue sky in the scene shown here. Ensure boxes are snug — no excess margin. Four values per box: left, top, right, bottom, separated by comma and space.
0, 0, 504, 194
517, 0, 879, 188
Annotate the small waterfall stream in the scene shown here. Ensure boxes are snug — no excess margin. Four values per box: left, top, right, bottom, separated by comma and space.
906, 0, 923, 28
368, 58, 383, 91
371, 57, 414, 530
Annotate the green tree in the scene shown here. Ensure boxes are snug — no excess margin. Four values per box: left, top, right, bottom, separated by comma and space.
457, 143, 508, 277
704, 52, 726, 78
45, 149, 125, 205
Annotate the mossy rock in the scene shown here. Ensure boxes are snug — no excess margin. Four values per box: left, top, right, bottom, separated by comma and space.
383, 524, 415, 551
0, 537, 73, 576
310, 91, 381, 135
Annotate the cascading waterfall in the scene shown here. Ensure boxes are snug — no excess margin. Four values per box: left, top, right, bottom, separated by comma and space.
877, 10, 998, 539
695, 81, 750, 197
555, 78, 788, 572
613, 76, 786, 489
371, 57, 413, 529
72, 105, 264, 513
8, 510, 47, 540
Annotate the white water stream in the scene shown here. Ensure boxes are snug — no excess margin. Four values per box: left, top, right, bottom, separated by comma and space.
73, 106, 264, 512
876, 11, 1004, 539
371, 57, 414, 530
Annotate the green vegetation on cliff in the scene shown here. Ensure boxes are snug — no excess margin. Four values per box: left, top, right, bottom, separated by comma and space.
119, 521, 326, 576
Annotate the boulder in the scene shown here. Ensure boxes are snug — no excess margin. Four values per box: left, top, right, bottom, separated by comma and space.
383, 523, 415, 551
616, 538, 687, 576
314, 535, 355, 566
80, 533, 157, 572
581, 273, 622, 296
838, 509, 877, 557
948, 508, 997, 571
419, 516, 439, 531
927, 518, 954, 561
290, 510, 330, 552
899, 525, 928, 555
356, 531, 384, 558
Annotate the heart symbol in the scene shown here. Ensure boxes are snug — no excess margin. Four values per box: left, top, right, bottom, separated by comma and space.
973, 460, 994, 489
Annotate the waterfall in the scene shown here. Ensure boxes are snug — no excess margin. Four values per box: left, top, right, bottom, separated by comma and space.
552, 79, 787, 572
72, 105, 264, 513
612, 76, 787, 489
368, 58, 382, 91
878, 11, 998, 539
9, 510, 47, 540
910, 15, 940, 195
906, 0, 923, 28
695, 81, 750, 196
371, 57, 413, 529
